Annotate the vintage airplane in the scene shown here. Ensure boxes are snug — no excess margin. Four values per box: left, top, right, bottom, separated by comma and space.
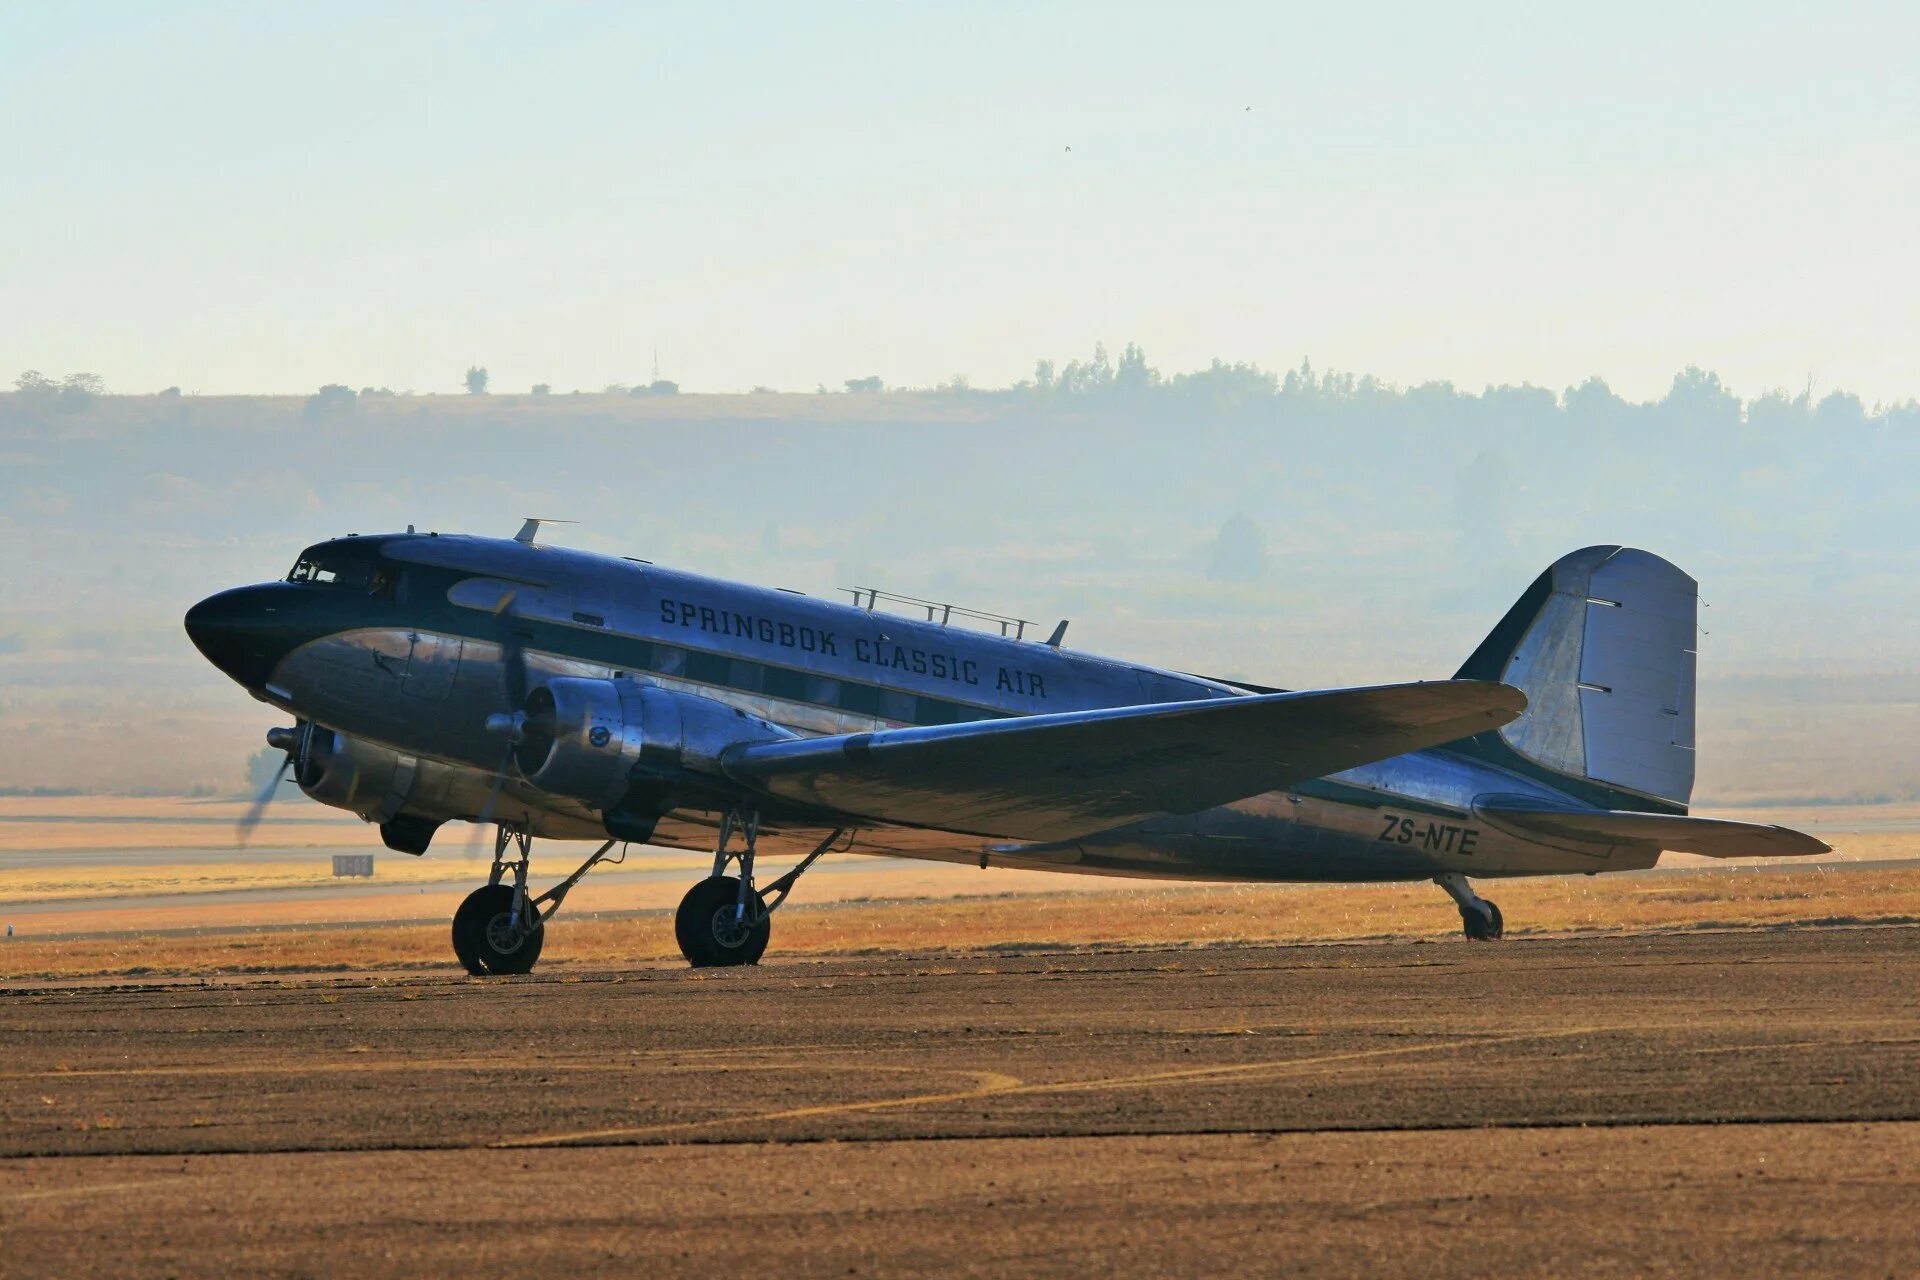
184, 524, 1827, 974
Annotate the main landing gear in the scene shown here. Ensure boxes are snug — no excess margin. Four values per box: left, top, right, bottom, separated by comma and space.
1435, 871, 1504, 941
452, 825, 625, 976
450, 817, 850, 975
674, 814, 849, 968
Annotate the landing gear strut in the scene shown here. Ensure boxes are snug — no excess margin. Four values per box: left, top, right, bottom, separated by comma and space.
452, 825, 625, 976
674, 815, 848, 968
1435, 871, 1504, 941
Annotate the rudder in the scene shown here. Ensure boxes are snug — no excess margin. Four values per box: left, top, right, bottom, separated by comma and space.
1456, 546, 1697, 808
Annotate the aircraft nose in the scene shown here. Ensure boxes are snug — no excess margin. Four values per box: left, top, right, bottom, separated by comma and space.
184, 586, 280, 688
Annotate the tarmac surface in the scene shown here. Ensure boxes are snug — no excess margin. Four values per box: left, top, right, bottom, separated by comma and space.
4, 927, 1917, 1277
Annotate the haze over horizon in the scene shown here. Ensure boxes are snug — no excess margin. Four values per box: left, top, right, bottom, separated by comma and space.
2, 2, 1914, 806
5, 2, 1919, 401
5, 371, 1916, 805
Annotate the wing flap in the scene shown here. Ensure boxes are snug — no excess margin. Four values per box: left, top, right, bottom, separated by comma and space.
1476, 802, 1830, 858
723, 680, 1524, 842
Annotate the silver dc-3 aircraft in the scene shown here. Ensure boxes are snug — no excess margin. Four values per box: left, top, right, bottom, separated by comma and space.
184, 524, 1828, 974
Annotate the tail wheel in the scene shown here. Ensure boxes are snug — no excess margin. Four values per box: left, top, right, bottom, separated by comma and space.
675, 876, 770, 967
1462, 901, 1505, 941
452, 883, 545, 976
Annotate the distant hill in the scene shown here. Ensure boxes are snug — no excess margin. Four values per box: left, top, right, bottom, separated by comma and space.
3, 368, 1915, 803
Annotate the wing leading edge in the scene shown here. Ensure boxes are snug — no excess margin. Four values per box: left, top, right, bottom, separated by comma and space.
722, 680, 1525, 843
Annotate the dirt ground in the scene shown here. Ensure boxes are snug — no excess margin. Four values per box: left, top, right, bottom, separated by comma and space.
2, 927, 1915, 1277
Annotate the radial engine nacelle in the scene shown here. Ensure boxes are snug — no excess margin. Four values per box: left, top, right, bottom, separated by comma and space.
276, 720, 586, 845
289, 719, 422, 822
491, 677, 796, 812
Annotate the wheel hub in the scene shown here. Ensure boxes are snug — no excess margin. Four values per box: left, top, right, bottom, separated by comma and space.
485, 912, 527, 955
709, 905, 754, 950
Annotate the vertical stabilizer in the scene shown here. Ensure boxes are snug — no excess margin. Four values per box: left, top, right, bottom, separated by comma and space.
1456, 546, 1697, 808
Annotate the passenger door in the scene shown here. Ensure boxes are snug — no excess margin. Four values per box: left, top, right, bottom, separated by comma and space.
402, 632, 463, 700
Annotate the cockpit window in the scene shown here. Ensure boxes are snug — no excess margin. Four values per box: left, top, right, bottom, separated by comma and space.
287, 556, 397, 598
287, 558, 343, 585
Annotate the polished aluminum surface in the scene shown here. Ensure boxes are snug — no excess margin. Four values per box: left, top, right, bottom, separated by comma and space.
186, 531, 1821, 879
1497, 545, 1698, 805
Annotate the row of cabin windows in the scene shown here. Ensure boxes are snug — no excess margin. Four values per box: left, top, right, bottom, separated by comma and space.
632, 639, 993, 726
305, 563, 1217, 723
293, 560, 1002, 727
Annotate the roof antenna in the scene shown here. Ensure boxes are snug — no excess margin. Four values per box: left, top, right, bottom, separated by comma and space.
514, 517, 578, 545
1044, 619, 1069, 647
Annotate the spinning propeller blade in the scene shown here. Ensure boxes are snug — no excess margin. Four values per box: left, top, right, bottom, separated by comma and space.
469, 588, 532, 850
493, 588, 529, 709
236, 753, 292, 849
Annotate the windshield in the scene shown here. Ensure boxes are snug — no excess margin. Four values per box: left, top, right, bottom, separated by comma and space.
287, 557, 354, 586
287, 554, 396, 598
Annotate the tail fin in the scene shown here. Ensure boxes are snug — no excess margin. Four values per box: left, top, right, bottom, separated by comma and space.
1456, 546, 1697, 809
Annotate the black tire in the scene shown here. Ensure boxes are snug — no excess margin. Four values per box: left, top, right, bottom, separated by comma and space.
1462, 900, 1505, 941
451, 905, 484, 976
451, 883, 545, 976
674, 876, 770, 968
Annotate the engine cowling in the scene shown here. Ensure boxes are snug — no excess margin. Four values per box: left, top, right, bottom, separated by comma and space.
293, 721, 420, 823
281, 718, 599, 842
506, 678, 794, 810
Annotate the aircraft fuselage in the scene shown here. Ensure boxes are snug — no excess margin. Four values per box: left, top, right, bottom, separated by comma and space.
185, 531, 1657, 882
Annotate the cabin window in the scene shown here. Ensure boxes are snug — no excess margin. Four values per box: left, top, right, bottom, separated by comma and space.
916, 696, 971, 725
878, 689, 916, 723
727, 658, 766, 694
839, 682, 882, 716
685, 650, 730, 685
762, 666, 809, 702
652, 645, 687, 677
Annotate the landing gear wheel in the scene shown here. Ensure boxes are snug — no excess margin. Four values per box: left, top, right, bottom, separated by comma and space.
675, 876, 770, 968
1461, 900, 1504, 941
452, 883, 545, 976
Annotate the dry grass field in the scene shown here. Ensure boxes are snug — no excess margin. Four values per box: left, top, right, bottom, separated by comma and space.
7, 863, 1918, 982
3, 793, 1918, 981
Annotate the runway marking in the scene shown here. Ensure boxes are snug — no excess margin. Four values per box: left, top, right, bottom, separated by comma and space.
496, 1025, 1616, 1148
493, 1067, 1030, 1148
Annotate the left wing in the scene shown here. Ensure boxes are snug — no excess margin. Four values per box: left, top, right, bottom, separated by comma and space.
722, 680, 1524, 842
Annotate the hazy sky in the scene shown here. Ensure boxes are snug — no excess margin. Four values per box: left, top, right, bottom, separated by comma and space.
4, 2, 1917, 401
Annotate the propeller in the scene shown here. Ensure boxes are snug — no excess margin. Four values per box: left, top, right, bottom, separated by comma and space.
470, 587, 535, 847
237, 724, 303, 849
236, 755, 291, 849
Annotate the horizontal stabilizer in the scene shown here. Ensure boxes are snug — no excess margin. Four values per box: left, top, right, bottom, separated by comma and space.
1476, 801, 1830, 858
723, 680, 1525, 843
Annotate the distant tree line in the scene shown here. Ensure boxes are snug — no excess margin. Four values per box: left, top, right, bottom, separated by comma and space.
934, 343, 1920, 431
12, 370, 105, 410
8, 349, 1919, 432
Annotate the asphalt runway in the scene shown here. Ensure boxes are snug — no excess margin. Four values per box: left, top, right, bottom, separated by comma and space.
4, 928, 1917, 1277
